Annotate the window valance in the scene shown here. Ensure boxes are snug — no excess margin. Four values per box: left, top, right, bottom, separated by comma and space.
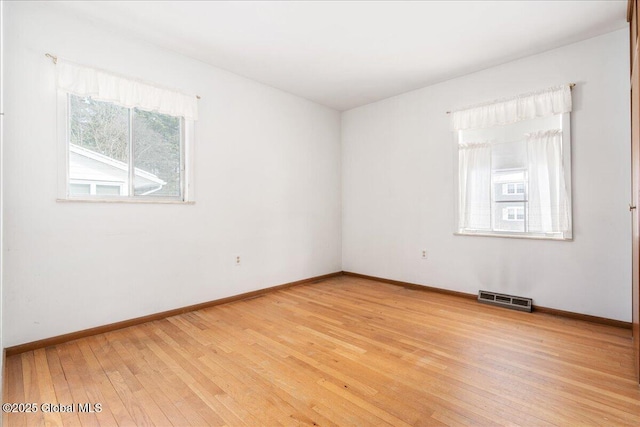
57, 60, 198, 120
451, 85, 572, 131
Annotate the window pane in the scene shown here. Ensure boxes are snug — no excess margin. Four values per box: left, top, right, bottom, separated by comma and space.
69, 183, 90, 196
494, 202, 526, 232
69, 95, 130, 195
96, 184, 121, 196
492, 140, 527, 170
493, 170, 527, 202
132, 109, 181, 197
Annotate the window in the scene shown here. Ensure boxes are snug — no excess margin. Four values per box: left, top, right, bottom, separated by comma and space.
68, 95, 183, 199
56, 59, 197, 202
454, 85, 572, 240
502, 207, 525, 221
502, 182, 524, 195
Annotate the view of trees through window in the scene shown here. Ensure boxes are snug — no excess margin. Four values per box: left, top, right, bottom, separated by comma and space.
69, 95, 182, 198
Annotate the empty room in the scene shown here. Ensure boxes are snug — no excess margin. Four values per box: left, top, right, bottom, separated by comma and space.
1, 0, 640, 425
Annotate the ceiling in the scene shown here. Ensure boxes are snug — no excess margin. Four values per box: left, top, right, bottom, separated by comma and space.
56, 1, 627, 111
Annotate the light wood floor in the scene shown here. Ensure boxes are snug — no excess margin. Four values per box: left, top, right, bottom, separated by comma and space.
4, 275, 640, 426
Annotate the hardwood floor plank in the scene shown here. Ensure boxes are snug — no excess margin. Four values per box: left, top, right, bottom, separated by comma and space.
150, 322, 274, 426
141, 325, 246, 426
108, 337, 178, 426
120, 328, 211, 426
4, 276, 640, 426
33, 349, 64, 427
44, 347, 83, 427
4, 353, 26, 427
86, 335, 157, 426
76, 339, 137, 426
127, 327, 226, 426
20, 352, 45, 426
56, 342, 106, 427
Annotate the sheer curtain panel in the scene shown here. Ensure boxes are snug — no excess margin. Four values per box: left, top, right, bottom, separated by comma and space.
458, 143, 492, 231
526, 130, 571, 234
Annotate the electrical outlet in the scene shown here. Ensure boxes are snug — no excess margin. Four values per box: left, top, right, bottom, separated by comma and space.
421, 249, 428, 259
235, 255, 241, 266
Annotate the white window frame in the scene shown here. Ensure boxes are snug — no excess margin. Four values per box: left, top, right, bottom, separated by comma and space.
454, 113, 572, 241
57, 93, 195, 204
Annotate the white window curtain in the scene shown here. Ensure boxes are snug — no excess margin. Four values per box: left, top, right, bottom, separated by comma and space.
458, 143, 491, 231
57, 59, 198, 120
526, 130, 570, 234
451, 85, 572, 131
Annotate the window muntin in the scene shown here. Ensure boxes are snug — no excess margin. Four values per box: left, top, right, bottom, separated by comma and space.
66, 95, 184, 201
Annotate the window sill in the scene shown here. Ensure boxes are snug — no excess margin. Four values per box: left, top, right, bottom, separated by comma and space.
454, 232, 572, 241
57, 198, 195, 205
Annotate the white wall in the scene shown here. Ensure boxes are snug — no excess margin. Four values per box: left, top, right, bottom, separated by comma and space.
342, 29, 631, 321
3, 1, 342, 346
1, 0, 5, 407
2, 2, 631, 350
